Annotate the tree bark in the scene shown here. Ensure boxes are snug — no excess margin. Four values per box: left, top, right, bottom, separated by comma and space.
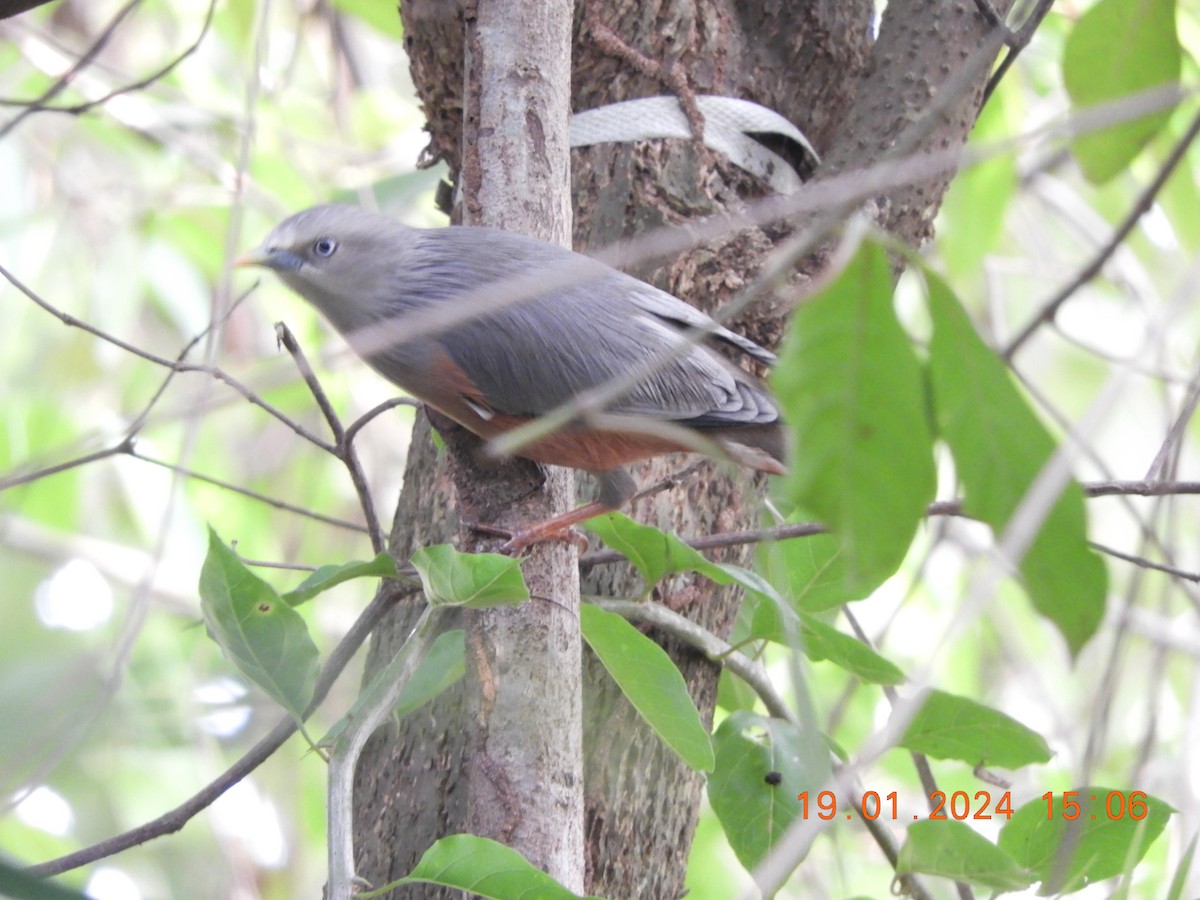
354, 0, 1012, 895
456, 0, 583, 889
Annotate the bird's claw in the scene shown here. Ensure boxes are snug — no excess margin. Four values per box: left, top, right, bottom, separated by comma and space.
467, 520, 590, 555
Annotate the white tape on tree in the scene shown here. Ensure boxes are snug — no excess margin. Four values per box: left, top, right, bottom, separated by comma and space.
570, 95, 819, 195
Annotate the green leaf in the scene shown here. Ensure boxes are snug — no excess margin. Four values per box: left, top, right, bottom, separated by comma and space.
716, 667, 760, 713
736, 570, 803, 645
897, 820, 1033, 892
998, 788, 1174, 894
393, 628, 465, 719
373, 834, 599, 900
322, 625, 462, 750
587, 517, 793, 616
585, 518, 799, 623
580, 604, 714, 771
773, 240, 936, 600
712, 562, 787, 607
410, 545, 529, 608
198, 528, 319, 720
759, 520, 858, 612
708, 711, 832, 872
585, 513, 724, 588
1063, 0, 1181, 183
899, 690, 1051, 769
798, 613, 905, 685
926, 272, 1108, 654
735, 586, 904, 685
283, 553, 399, 605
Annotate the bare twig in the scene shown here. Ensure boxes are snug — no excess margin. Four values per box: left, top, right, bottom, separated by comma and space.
2, 262, 333, 449
342, 397, 423, 447
842, 605, 976, 900
580, 519, 828, 569
326, 606, 442, 898
0, 0, 141, 134
129, 450, 368, 533
978, 0, 1055, 105
1013, 368, 1200, 616
0, 437, 134, 492
1084, 479, 1200, 497
275, 323, 385, 553
579, 480, 1200, 570
1005, 107, 1200, 359
1088, 542, 1200, 583
1, 0, 218, 131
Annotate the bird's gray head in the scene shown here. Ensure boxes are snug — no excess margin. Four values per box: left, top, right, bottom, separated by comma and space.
237, 204, 415, 332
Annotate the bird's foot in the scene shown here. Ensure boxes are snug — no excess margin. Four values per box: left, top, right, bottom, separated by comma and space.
467, 520, 590, 555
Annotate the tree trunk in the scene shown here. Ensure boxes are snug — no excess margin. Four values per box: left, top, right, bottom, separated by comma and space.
457, 0, 583, 888
353, 0, 1010, 895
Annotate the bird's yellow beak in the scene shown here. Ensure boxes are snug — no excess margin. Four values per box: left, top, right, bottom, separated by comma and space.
234, 245, 305, 272
234, 246, 271, 268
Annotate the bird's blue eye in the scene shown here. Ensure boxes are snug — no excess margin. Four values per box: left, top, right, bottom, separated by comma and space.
312, 237, 338, 258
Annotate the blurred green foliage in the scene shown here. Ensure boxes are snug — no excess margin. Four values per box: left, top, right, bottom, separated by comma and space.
1, 0, 1198, 898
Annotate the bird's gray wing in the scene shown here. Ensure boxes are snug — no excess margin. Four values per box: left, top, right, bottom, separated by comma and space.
437, 274, 778, 427
623, 281, 777, 366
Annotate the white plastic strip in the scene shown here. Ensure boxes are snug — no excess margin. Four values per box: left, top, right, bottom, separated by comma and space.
570, 95, 819, 195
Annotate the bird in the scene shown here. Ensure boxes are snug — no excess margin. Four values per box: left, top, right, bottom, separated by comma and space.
237, 204, 786, 550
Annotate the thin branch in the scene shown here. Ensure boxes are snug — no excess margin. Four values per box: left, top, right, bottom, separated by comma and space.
1012, 367, 1200, 616
28, 578, 420, 877
2, 262, 333, 449
580, 520, 828, 570
578, 480, 1200, 570
0, 0, 141, 136
971, 0, 1016, 45
1084, 479, 1200, 497
124, 281, 258, 441
276, 323, 385, 554
1088, 541, 1200, 583
342, 397, 423, 448
583, 3, 706, 142
978, 0, 1055, 106
56, 0, 217, 115
593, 598, 792, 718
1, 0, 218, 131
4, 260, 196, 369
326, 606, 442, 898
1145, 367, 1200, 482
323, 0, 365, 90
129, 450, 368, 534
1005, 106, 1200, 359
0, 437, 133, 492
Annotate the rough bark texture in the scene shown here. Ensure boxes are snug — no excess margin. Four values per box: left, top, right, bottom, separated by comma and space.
457, 0, 583, 889
354, 0, 1011, 895
819, 0, 1017, 247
